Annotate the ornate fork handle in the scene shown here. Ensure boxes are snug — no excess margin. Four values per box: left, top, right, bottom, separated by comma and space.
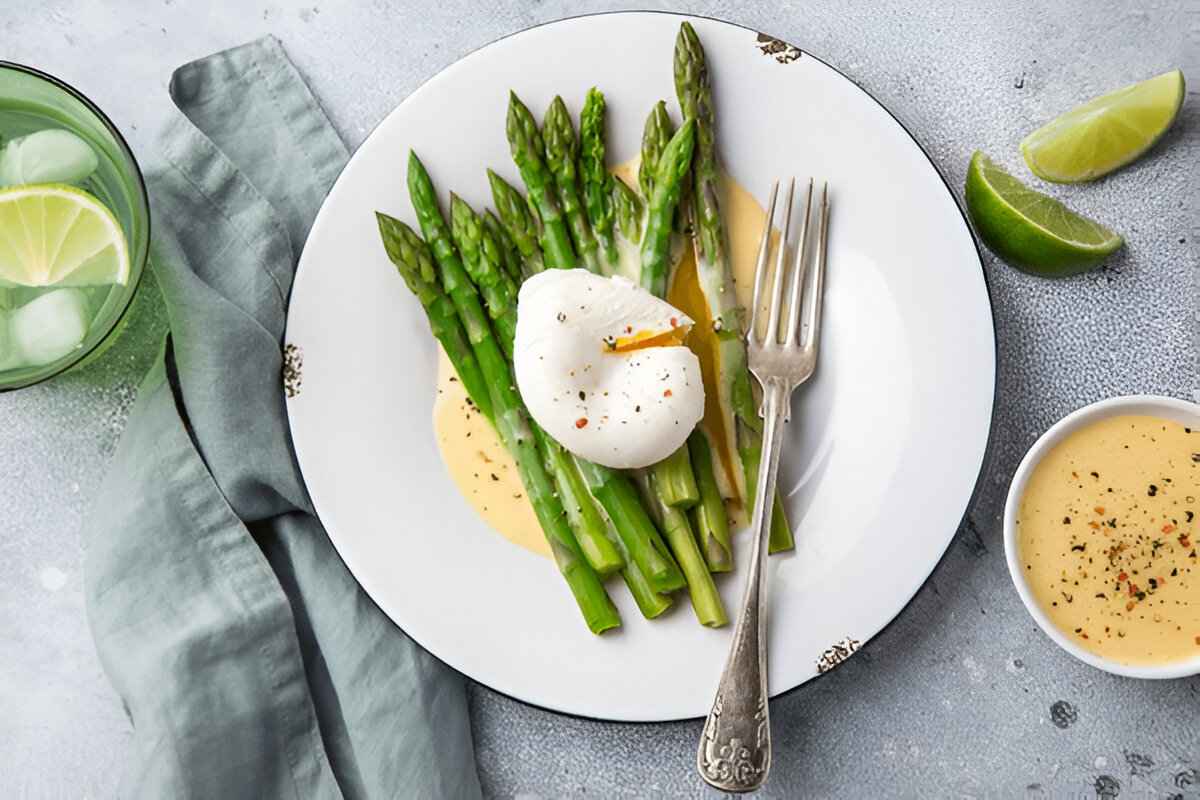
697, 378, 790, 793
697, 177, 829, 793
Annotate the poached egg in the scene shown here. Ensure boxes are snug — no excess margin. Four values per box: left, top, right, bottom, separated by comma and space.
513, 269, 704, 469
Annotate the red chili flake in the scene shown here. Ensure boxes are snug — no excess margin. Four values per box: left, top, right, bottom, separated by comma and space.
1128, 583, 1139, 597
669, 317, 678, 328
1162, 523, 1176, 534
663, 389, 673, 397
575, 417, 588, 429
1094, 506, 1105, 515
1126, 601, 1136, 611
1118, 571, 1128, 582
1089, 521, 1101, 530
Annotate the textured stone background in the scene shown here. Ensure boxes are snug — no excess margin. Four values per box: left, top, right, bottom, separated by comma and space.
2, 1, 1198, 798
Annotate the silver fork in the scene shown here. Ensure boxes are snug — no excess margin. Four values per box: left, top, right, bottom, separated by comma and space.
697, 178, 830, 794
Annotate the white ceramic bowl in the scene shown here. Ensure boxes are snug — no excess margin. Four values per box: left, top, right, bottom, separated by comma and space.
1004, 394, 1200, 679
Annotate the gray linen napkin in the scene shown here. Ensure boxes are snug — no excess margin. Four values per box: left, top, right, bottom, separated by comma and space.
84, 36, 481, 799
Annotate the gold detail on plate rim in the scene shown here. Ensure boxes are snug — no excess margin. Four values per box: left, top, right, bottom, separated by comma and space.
755, 33, 802, 65
283, 343, 304, 398
816, 637, 861, 673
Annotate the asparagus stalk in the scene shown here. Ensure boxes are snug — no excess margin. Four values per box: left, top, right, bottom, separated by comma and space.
637, 471, 727, 627
375, 213, 493, 424
507, 92, 576, 269
542, 96, 602, 271
449, 192, 624, 578
675, 21, 794, 552
487, 169, 544, 275
609, 529, 673, 619
405, 154, 620, 633
688, 430, 732, 572
579, 88, 618, 268
542, 435, 625, 578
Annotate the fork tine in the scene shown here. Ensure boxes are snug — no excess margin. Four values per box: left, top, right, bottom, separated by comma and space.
748, 181, 778, 345
783, 179, 814, 344
763, 178, 794, 345
802, 183, 830, 353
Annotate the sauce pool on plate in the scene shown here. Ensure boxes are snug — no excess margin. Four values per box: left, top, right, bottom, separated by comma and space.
1017, 414, 1199, 665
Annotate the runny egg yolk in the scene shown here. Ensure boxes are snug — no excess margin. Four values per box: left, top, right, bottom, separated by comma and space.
668, 245, 740, 502
612, 322, 689, 352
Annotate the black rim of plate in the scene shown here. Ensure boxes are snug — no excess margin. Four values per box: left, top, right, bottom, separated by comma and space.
285, 10, 1000, 725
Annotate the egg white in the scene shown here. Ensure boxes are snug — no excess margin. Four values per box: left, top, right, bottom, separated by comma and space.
513, 269, 705, 469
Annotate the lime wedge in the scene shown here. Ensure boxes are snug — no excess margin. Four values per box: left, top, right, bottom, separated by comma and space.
1021, 69, 1185, 183
0, 183, 129, 287
965, 152, 1122, 277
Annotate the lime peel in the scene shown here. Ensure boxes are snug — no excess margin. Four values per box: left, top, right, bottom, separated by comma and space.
965, 151, 1122, 277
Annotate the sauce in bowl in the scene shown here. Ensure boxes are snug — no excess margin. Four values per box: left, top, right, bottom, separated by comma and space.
1016, 414, 1199, 666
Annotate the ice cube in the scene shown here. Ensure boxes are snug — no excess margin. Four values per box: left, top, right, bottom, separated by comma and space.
8, 288, 91, 367
0, 310, 20, 371
0, 129, 99, 187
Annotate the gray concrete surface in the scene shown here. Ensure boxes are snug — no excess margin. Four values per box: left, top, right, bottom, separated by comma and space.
2, 1, 1198, 797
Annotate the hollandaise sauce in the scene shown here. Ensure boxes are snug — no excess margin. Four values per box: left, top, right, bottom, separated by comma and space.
1017, 414, 1199, 665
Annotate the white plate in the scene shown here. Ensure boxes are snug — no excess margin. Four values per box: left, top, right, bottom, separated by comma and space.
285, 11, 995, 722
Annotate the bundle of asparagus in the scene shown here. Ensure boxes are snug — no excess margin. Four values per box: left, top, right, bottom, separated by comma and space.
375, 21, 792, 634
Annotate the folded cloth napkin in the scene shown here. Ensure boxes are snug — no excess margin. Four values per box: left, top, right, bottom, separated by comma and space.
84, 37, 481, 799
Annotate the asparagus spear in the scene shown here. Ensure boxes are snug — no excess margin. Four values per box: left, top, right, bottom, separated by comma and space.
483, 209, 524, 281
688, 430, 732, 572
487, 169, 544, 275
638, 100, 673, 201
675, 21, 793, 552
449, 192, 624, 577
579, 87, 617, 267
450, 193, 518, 359
507, 92, 576, 269
638, 117, 694, 300
405, 154, 620, 633
634, 116, 704, 510
375, 213, 493, 424
611, 176, 644, 243
637, 472, 727, 627
543, 96, 602, 271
